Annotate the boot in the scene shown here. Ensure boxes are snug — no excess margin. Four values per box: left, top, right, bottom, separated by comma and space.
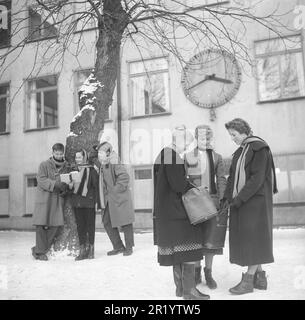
173, 264, 183, 297
107, 246, 125, 256
182, 264, 210, 300
75, 245, 87, 261
254, 270, 267, 290
229, 273, 254, 295
195, 266, 202, 285
87, 244, 94, 259
204, 267, 217, 289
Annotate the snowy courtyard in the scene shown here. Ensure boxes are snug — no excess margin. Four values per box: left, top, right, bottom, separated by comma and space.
0, 227, 305, 300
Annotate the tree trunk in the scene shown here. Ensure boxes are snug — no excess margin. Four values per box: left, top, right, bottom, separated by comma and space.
52, 0, 129, 254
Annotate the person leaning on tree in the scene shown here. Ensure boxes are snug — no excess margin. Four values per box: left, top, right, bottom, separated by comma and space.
223, 118, 278, 295
31, 143, 70, 261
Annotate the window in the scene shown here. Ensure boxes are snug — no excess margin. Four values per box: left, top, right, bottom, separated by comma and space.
74, 69, 111, 120
255, 35, 305, 102
26, 75, 58, 130
0, 177, 9, 216
273, 154, 305, 204
0, 83, 9, 133
73, 1, 97, 32
25, 175, 37, 216
28, 6, 58, 41
129, 57, 170, 117
133, 167, 153, 210
0, 0, 11, 48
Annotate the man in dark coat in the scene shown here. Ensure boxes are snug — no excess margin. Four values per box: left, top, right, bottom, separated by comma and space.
223, 118, 278, 295
32, 143, 70, 261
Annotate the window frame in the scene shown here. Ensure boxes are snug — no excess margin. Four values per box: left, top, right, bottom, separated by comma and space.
0, 176, 9, 217
27, 5, 59, 42
0, 82, 10, 134
132, 165, 153, 212
128, 55, 171, 119
23, 174, 37, 217
24, 74, 59, 132
254, 33, 305, 104
273, 152, 305, 206
0, 0, 11, 48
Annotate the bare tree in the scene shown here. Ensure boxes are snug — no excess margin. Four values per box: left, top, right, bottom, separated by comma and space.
0, 0, 294, 252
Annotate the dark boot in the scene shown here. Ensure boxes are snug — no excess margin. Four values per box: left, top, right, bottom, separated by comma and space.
254, 271, 267, 290
173, 264, 183, 297
195, 266, 202, 285
182, 264, 210, 300
204, 267, 217, 289
75, 245, 87, 261
87, 244, 94, 259
107, 246, 125, 256
229, 273, 254, 295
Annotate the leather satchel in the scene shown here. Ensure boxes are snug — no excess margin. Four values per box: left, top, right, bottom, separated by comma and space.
182, 184, 218, 225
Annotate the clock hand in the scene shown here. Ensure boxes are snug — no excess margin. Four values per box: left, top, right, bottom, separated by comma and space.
188, 76, 209, 90
210, 75, 233, 84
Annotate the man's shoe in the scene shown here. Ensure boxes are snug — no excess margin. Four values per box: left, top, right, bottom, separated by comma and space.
229, 273, 254, 295
254, 270, 267, 290
75, 245, 87, 261
123, 248, 133, 256
107, 247, 125, 256
87, 245, 94, 259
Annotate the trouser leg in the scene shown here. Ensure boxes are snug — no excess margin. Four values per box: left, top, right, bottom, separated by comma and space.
35, 226, 59, 255
74, 208, 87, 245
121, 223, 134, 249
102, 205, 124, 250
86, 208, 96, 245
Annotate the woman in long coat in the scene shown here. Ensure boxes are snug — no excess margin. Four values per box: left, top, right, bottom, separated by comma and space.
153, 126, 210, 300
69, 149, 99, 260
223, 118, 278, 295
185, 125, 227, 289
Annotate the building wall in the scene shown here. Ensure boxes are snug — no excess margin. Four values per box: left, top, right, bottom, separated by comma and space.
0, 0, 305, 230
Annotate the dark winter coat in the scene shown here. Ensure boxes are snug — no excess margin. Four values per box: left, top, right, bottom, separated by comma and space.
224, 139, 276, 266
153, 147, 205, 265
33, 158, 70, 227
70, 167, 99, 209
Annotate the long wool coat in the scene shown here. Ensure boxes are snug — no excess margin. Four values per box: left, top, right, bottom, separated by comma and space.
102, 152, 135, 228
224, 139, 275, 266
33, 158, 70, 227
153, 147, 205, 266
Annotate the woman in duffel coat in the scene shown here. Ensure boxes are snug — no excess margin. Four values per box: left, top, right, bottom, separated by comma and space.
69, 149, 99, 261
153, 126, 210, 300
223, 118, 278, 295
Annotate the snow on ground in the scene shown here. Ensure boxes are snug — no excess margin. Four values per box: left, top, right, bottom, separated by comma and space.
0, 228, 305, 300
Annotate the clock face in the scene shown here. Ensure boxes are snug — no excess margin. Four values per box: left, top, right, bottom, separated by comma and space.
181, 49, 242, 108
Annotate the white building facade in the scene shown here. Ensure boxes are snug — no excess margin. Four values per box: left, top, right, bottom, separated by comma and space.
0, 0, 305, 230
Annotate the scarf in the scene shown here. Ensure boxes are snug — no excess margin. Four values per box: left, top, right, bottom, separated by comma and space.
98, 167, 105, 209
73, 166, 90, 197
51, 157, 65, 170
232, 136, 278, 198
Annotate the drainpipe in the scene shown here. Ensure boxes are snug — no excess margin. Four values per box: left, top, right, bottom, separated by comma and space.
117, 49, 122, 159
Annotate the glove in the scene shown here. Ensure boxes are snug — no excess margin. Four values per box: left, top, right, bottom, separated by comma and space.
54, 181, 68, 193
231, 197, 243, 209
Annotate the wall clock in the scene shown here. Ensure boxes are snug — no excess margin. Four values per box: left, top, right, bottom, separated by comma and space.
181, 49, 242, 119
